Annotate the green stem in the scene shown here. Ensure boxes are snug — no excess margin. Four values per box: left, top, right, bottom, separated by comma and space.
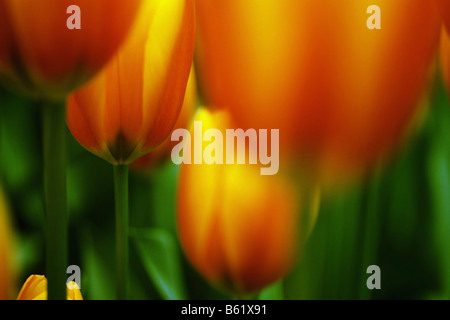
114, 164, 129, 300
358, 173, 381, 300
43, 100, 67, 300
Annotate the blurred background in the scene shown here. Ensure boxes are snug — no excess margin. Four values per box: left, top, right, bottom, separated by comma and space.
0, 68, 448, 300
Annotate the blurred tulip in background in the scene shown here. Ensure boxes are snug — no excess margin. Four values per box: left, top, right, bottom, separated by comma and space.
195, 0, 440, 183
177, 108, 320, 295
0, 0, 143, 100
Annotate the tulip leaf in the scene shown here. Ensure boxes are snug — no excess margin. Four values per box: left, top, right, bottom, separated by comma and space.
81, 232, 116, 300
131, 227, 187, 300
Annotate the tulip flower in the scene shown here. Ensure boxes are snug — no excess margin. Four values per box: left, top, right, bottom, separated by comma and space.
195, 0, 440, 183
176, 108, 320, 295
67, 0, 195, 299
0, 184, 16, 300
68, 0, 195, 165
131, 67, 197, 171
0, 0, 142, 100
16, 275, 83, 300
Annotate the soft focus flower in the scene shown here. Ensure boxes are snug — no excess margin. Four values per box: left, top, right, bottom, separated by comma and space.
16, 275, 82, 300
131, 67, 197, 171
437, 0, 450, 34
0, 183, 16, 300
176, 108, 320, 294
0, 0, 142, 100
68, 0, 195, 165
195, 0, 440, 183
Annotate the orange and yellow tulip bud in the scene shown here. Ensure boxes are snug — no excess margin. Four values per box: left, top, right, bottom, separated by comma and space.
0, 0, 142, 100
131, 67, 197, 171
0, 184, 16, 300
16, 275, 82, 300
68, 0, 195, 165
195, 0, 440, 183
176, 109, 319, 294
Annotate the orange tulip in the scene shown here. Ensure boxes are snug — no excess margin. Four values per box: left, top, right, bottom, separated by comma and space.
0, 0, 142, 100
16, 275, 83, 300
68, 0, 195, 165
195, 0, 440, 182
176, 108, 320, 294
437, 0, 450, 34
0, 183, 16, 300
131, 67, 197, 171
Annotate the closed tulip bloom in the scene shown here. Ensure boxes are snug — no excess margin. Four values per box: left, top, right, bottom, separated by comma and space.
0, 0, 142, 100
68, 0, 195, 165
16, 275, 82, 300
0, 184, 16, 300
131, 67, 197, 171
195, 0, 440, 182
177, 109, 319, 294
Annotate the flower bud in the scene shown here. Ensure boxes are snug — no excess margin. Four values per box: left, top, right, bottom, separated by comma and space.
16, 275, 82, 300
176, 109, 320, 294
67, 0, 195, 165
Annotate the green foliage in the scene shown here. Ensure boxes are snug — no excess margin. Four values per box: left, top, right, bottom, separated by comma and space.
131, 227, 187, 300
